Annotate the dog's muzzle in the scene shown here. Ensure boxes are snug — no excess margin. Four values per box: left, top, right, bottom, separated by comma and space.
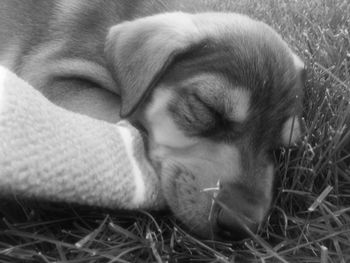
211, 174, 272, 240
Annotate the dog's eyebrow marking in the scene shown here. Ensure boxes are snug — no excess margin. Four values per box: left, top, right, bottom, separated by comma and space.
226, 89, 250, 122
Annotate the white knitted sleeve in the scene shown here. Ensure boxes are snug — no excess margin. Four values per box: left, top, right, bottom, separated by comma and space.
0, 66, 165, 210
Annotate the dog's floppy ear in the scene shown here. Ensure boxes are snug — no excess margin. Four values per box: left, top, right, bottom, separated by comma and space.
105, 12, 202, 117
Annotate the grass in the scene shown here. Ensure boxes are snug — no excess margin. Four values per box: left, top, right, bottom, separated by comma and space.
1, 0, 350, 262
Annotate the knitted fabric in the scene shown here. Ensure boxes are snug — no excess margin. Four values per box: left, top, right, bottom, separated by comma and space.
0, 66, 165, 210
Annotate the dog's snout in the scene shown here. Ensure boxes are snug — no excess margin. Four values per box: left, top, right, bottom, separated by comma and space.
213, 183, 266, 241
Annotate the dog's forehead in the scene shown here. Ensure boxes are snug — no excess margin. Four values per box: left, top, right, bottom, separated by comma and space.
169, 14, 297, 94
167, 26, 298, 114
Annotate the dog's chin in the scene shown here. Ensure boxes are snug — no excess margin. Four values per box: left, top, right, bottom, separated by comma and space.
160, 160, 216, 239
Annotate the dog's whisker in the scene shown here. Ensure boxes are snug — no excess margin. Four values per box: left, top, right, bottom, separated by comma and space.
201, 187, 220, 192
201, 179, 221, 193
208, 197, 216, 222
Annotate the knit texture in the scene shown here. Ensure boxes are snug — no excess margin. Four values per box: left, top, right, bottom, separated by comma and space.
0, 66, 165, 210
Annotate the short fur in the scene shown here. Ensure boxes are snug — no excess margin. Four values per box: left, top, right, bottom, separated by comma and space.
0, 0, 305, 240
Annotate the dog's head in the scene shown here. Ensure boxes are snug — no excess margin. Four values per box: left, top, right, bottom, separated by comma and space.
105, 12, 305, 240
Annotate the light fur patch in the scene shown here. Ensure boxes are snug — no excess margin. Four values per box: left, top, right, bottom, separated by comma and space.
212, 144, 242, 184
0, 66, 6, 113
118, 125, 146, 206
228, 89, 250, 122
292, 53, 305, 71
282, 116, 301, 145
146, 89, 198, 148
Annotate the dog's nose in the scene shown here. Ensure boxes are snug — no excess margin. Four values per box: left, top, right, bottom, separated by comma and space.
214, 183, 265, 241
215, 206, 259, 240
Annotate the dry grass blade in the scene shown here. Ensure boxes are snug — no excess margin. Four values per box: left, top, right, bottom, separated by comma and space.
146, 230, 163, 263
75, 215, 109, 249
308, 185, 333, 212
320, 246, 328, 263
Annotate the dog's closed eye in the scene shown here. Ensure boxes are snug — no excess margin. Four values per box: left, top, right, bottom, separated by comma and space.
169, 92, 218, 135
169, 92, 245, 142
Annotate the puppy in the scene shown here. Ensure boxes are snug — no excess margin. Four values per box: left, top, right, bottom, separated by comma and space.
0, 0, 305, 240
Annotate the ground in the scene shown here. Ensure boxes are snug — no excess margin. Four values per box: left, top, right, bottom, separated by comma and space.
1, 0, 350, 262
